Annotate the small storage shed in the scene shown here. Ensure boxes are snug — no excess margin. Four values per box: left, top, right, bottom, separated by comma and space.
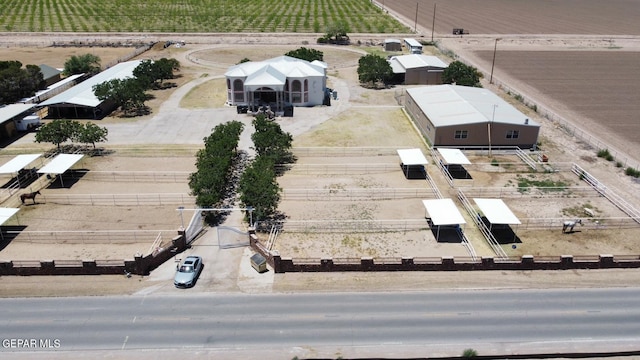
250, 253, 267, 273
384, 39, 402, 52
397, 148, 429, 179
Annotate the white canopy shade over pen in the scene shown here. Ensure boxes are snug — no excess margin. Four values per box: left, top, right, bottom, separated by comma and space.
437, 148, 471, 165
422, 198, 466, 241
0, 208, 19, 240
0, 154, 42, 174
397, 148, 429, 165
473, 198, 521, 225
422, 199, 466, 225
38, 154, 84, 187
38, 154, 84, 175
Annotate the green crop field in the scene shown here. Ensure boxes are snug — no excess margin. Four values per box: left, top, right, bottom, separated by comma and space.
0, 0, 408, 33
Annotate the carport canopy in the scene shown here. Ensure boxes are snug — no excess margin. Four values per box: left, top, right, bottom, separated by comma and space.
0, 154, 42, 174
437, 148, 471, 165
422, 199, 466, 225
38, 154, 84, 174
397, 148, 428, 165
0, 208, 19, 225
473, 198, 521, 224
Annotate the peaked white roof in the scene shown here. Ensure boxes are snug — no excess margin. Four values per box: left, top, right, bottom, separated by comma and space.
474, 198, 521, 225
38, 154, 84, 174
0, 104, 36, 122
437, 148, 471, 165
40, 60, 143, 108
391, 54, 448, 70
0, 154, 42, 174
397, 148, 428, 165
422, 199, 466, 225
406, 85, 540, 127
225, 55, 326, 87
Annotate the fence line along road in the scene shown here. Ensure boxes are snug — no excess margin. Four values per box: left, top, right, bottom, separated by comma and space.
42, 193, 195, 206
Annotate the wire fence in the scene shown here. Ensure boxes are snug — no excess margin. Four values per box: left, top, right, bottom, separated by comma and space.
276, 163, 399, 175
41, 193, 195, 206
261, 219, 429, 233
281, 188, 437, 201
292, 147, 414, 157
7, 230, 176, 245
78, 170, 191, 183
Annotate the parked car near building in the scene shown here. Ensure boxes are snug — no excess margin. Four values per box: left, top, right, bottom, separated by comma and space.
174, 256, 203, 288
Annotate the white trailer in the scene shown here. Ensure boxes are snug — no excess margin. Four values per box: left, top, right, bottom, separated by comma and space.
15, 114, 41, 131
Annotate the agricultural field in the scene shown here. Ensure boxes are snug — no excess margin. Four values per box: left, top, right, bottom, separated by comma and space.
0, 0, 408, 33
388, 0, 640, 36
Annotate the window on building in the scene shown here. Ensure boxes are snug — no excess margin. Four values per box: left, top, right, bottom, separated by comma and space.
291, 80, 302, 103
506, 130, 520, 139
233, 79, 244, 102
303, 79, 309, 102
227, 79, 231, 102
454, 130, 468, 139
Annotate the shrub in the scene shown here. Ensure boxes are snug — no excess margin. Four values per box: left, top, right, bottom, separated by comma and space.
462, 348, 478, 358
625, 167, 640, 178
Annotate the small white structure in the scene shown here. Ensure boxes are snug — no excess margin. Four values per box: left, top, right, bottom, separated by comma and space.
397, 148, 429, 179
15, 114, 41, 131
388, 54, 447, 85
225, 56, 328, 112
422, 199, 467, 241
38, 154, 84, 187
403, 38, 423, 54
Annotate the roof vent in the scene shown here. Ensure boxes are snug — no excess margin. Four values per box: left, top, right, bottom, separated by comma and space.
525, 118, 529, 124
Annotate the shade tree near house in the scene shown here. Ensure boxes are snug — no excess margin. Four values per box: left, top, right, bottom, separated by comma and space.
34, 119, 108, 149
63, 53, 101, 76
357, 54, 393, 88
442, 61, 483, 87
0, 60, 45, 104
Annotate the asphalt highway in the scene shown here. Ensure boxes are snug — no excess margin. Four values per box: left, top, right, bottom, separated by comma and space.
1, 287, 640, 358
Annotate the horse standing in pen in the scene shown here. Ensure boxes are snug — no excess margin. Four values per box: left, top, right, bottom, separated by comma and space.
20, 190, 41, 205
562, 219, 582, 233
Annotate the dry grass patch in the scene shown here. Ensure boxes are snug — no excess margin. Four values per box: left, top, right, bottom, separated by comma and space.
293, 108, 425, 147
180, 77, 227, 108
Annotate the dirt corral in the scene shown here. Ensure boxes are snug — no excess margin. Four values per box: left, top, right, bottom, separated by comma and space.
0, 155, 197, 261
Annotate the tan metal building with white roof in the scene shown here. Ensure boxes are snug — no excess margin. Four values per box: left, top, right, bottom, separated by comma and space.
405, 85, 540, 148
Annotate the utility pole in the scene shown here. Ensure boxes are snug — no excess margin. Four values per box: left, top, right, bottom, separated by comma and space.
431, 3, 436, 42
490, 38, 501, 84
414, 2, 419, 33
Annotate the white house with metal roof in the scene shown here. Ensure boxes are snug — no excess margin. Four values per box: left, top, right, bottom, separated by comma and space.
40, 60, 143, 119
405, 84, 540, 148
225, 56, 328, 112
388, 54, 448, 85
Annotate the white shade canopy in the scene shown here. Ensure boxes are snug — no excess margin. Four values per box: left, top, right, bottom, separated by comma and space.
397, 148, 428, 165
0, 154, 42, 174
422, 199, 466, 225
0, 208, 19, 225
437, 148, 471, 165
473, 198, 521, 225
38, 154, 84, 174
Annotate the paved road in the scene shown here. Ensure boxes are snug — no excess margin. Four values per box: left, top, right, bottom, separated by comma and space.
1, 288, 640, 358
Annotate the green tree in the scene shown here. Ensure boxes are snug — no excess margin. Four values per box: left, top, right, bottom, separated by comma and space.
442, 60, 483, 87
93, 77, 148, 115
285, 47, 324, 62
238, 155, 281, 221
189, 121, 244, 209
357, 54, 392, 87
63, 53, 101, 76
133, 58, 179, 90
252, 114, 295, 165
325, 20, 350, 43
0, 61, 45, 104
34, 119, 82, 148
73, 122, 108, 148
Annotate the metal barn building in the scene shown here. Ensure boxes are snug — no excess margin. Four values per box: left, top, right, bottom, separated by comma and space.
383, 39, 402, 52
389, 54, 447, 85
405, 85, 540, 148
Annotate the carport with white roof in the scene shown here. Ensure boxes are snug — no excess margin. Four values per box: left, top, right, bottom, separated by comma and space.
38, 154, 84, 187
396, 148, 428, 179
437, 148, 472, 179
474, 198, 522, 243
422, 198, 466, 242
0, 154, 43, 187
0, 207, 19, 240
